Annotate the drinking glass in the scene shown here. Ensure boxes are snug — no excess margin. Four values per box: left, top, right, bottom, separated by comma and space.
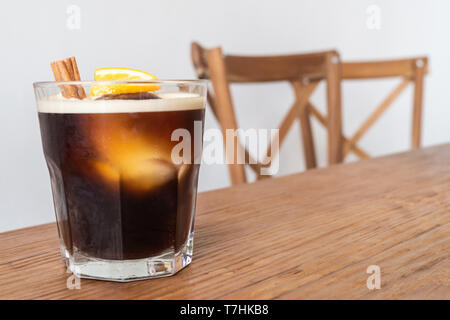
33, 80, 206, 281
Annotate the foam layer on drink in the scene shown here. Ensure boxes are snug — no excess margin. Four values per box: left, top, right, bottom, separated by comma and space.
37, 92, 205, 114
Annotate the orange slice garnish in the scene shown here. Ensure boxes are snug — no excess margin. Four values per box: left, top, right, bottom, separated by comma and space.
91, 67, 159, 97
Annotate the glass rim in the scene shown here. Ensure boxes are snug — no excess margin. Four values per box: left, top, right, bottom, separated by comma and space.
33, 79, 208, 88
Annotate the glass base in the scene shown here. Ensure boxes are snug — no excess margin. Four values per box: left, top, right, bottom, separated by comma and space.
65, 234, 194, 282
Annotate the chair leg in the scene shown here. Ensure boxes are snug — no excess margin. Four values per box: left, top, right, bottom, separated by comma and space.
206, 47, 247, 184
299, 106, 317, 169
412, 62, 425, 149
325, 52, 344, 164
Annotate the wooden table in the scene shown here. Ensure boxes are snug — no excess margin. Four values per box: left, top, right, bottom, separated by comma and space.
1, 145, 449, 299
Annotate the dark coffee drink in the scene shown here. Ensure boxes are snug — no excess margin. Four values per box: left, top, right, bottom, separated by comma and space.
38, 93, 204, 260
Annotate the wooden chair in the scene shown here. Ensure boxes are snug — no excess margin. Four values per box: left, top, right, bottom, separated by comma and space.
191, 42, 343, 185
323, 57, 427, 160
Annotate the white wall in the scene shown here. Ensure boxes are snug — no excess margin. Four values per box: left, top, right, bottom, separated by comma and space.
1, 0, 449, 231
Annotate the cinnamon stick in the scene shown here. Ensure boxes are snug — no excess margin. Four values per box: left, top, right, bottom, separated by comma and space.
69, 57, 86, 99
50, 56, 86, 99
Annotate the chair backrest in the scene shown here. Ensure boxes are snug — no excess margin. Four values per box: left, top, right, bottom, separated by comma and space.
335, 58, 428, 159
191, 42, 343, 185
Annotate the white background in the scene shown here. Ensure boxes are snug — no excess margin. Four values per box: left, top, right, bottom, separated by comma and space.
1, 0, 449, 231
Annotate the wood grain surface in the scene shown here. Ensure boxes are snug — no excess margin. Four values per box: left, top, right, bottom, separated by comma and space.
0, 145, 449, 299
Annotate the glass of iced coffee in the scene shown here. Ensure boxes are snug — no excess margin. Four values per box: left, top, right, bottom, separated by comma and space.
33, 74, 206, 281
